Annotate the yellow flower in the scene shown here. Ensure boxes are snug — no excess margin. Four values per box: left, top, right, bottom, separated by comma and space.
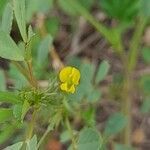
59, 66, 80, 93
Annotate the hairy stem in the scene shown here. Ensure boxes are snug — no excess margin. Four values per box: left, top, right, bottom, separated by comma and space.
26, 109, 37, 140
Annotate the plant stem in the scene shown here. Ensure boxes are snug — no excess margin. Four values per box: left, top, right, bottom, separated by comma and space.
26, 60, 38, 88
65, 117, 77, 150
121, 74, 132, 146
128, 18, 147, 72
26, 108, 37, 140
37, 128, 49, 149
121, 17, 147, 145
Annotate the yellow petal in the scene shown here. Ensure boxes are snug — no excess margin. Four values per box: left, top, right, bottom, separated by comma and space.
59, 67, 72, 82
60, 83, 75, 93
71, 67, 80, 85
60, 83, 68, 91
68, 85, 75, 93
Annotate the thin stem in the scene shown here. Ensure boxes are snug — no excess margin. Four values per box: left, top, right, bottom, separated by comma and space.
26, 109, 37, 140
121, 17, 147, 146
121, 74, 132, 146
26, 60, 38, 88
128, 18, 147, 72
65, 117, 77, 150
37, 125, 53, 149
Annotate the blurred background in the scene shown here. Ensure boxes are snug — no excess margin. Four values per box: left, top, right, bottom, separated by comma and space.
0, 0, 150, 150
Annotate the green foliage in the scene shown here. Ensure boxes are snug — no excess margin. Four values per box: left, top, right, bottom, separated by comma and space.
60, 130, 71, 143
141, 97, 150, 113
45, 18, 60, 37
37, 34, 53, 66
0, 109, 13, 123
26, 0, 54, 22
99, 0, 140, 22
140, 75, 150, 94
0, 30, 24, 61
9, 64, 27, 88
1, 3, 13, 34
78, 128, 102, 150
141, 0, 150, 16
0, 0, 149, 149
95, 60, 110, 84
0, 0, 8, 17
82, 107, 96, 127
104, 113, 127, 136
57, 0, 94, 16
57, 0, 77, 16
27, 25, 35, 42
21, 100, 30, 122
0, 91, 20, 104
26, 135, 37, 150
142, 47, 150, 64
5, 142, 23, 150
13, 0, 27, 42
0, 123, 18, 144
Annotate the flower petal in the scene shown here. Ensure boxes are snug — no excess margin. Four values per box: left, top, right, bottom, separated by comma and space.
59, 67, 72, 82
72, 67, 80, 85
68, 85, 75, 93
60, 83, 67, 91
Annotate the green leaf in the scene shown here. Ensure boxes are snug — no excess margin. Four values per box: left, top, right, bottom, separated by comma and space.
78, 128, 101, 150
115, 144, 134, 150
37, 34, 53, 65
58, 0, 93, 16
142, 47, 150, 64
82, 107, 96, 127
0, 70, 6, 91
9, 64, 27, 89
0, 109, 13, 123
21, 100, 30, 122
95, 60, 110, 84
57, 0, 77, 16
0, 124, 16, 144
13, 0, 27, 42
87, 88, 101, 102
26, 135, 37, 150
1, 3, 13, 34
60, 130, 71, 143
99, 0, 140, 22
141, 0, 150, 17
104, 113, 127, 136
46, 18, 60, 37
28, 25, 35, 42
13, 104, 22, 121
0, 30, 24, 61
141, 97, 150, 113
0, 91, 20, 104
0, 0, 8, 17
26, 0, 53, 22
140, 75, 150, 94
79, 0, 94, 10
13, 100, 30, 122
4, 142, 23, 150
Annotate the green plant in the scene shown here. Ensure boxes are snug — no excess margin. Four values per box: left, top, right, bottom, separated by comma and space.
60, 0, 149, 148
0, 0, 150, 149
